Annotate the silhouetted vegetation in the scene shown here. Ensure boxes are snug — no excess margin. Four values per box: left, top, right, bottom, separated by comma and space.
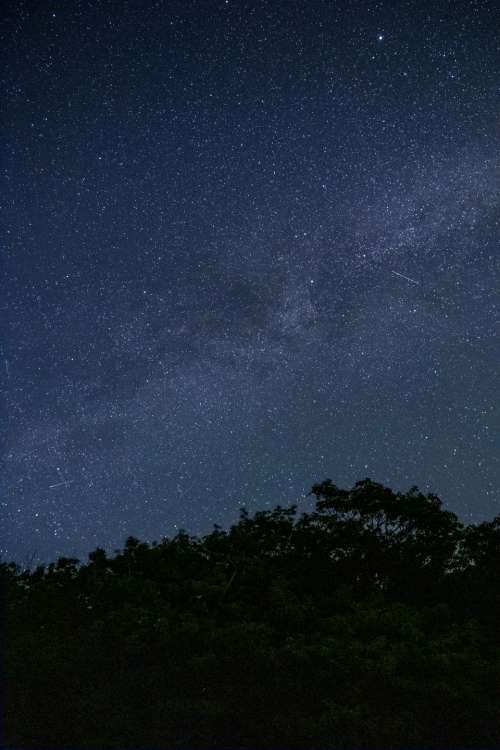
3, 479, 500, 748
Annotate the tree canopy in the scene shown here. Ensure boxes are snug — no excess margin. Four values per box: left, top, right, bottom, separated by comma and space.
3, 479, 499, 748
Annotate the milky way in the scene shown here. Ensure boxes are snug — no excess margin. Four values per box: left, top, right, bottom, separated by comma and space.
2, 0, 499, 565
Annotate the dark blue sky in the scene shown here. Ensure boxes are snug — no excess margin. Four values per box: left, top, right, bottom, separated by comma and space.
3, 0, 499, 566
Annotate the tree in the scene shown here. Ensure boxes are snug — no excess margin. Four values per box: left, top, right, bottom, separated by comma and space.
3, 478, 499, 749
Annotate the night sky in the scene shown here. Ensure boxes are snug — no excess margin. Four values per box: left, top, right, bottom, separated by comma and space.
3, 0, 499, 566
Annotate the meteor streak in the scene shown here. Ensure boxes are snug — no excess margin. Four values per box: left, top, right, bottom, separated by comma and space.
391, 270, 419, 284
49, 480, 73, 489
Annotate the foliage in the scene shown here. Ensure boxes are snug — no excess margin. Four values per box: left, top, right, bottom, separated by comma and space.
3, 479, 499, 748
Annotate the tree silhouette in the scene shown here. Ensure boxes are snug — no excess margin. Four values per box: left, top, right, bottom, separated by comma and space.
3, 479, 500, 749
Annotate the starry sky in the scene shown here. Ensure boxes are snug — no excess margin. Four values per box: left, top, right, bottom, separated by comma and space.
2, 0, 499, 566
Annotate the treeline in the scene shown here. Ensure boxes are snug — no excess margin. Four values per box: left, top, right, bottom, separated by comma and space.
3, 479, 500, 749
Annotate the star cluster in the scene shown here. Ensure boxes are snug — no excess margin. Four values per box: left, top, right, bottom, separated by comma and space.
2, 0, 499, 565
